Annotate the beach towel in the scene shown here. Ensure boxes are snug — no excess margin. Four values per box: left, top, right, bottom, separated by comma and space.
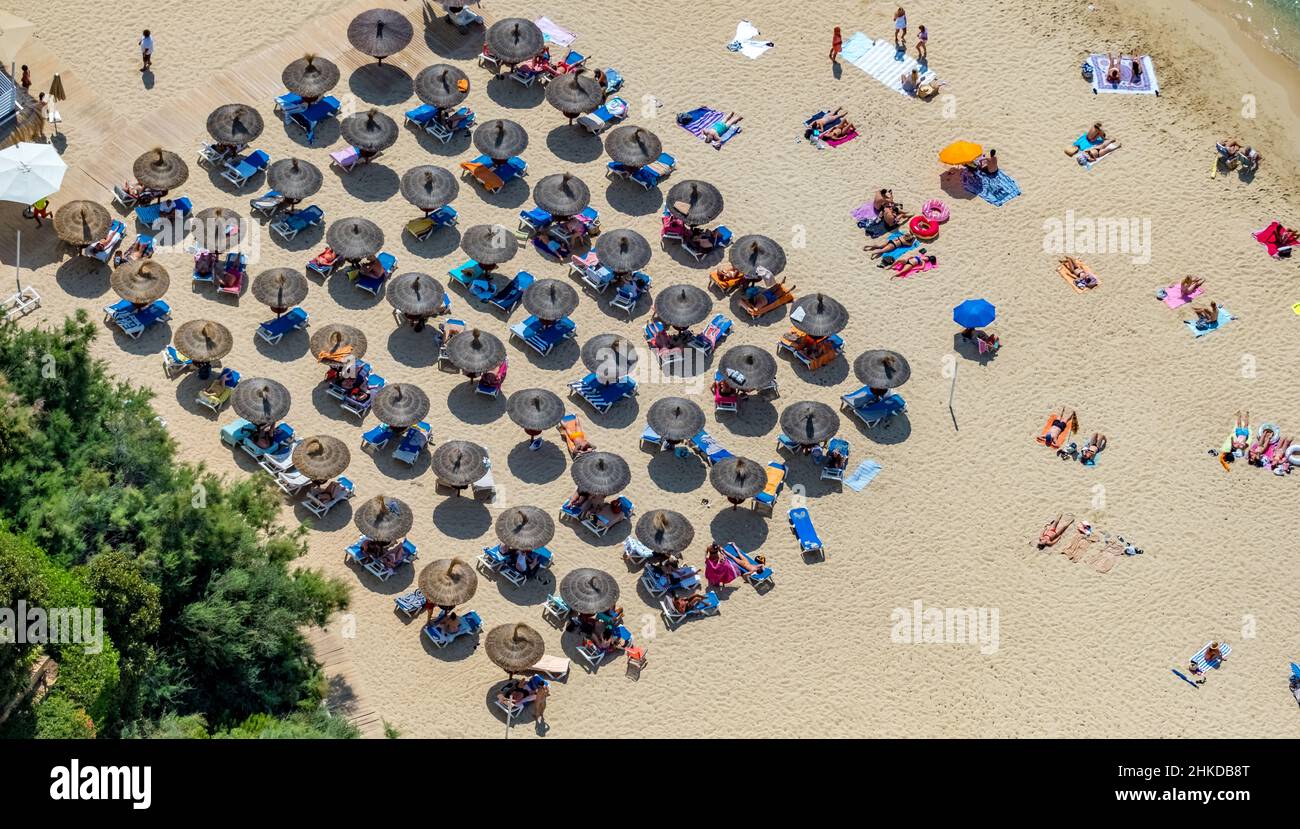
1253, 222, 1297, 257
1072, 135, 1117, 170
1088, 54, 1159, 95
844, 459, 882, 492
823, 130, 859, 147
1161, 283, 1205, 308
838, 31, 936, 96
680, 107, 740, 149
892, 257, 936, 278
1189, 641, 1231, 673
727, 20, 773, 59
1185, 307, 1235, 338
1057, 260, 1099, 293
1072, 134, 1104, 153
535, 17, 576, 48
961, 167, 1021, 206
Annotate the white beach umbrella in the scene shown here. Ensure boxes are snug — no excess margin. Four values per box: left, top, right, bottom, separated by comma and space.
0, 142, 66, 205
0, 13, 35, 67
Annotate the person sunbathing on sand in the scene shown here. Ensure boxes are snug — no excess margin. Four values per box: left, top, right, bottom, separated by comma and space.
1269, 437, 1293, 474
1191, 301, 1220, 329
1041, 407, 1078, 447
873, 189, 898, 212
1077, 138, 1121, 164
890, 252, 936, 279
1247, 425, 1277, 465
705, 112, 744, 147
806, 107, 847, 132
1079, 433, 1107, 465
1189, 641, 1227, 684
865, 233, 916, 258
1059, 257, 1098, 288
822, 119, 856, 141
1228, 411, 1251, 455
881, 203, 912, 229
1178, 275, 1205, 297
1037, 514, 1074, 549
1105, 52, 1122, 84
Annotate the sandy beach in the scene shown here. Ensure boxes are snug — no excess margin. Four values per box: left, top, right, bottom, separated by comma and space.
3, 0, 1298, 738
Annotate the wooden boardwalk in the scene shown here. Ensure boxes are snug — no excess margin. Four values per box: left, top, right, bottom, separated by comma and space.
50, 0, 494, 205
305, 626, 386, 739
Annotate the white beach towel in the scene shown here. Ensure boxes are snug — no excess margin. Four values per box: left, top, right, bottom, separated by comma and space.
728, 20, 773, 59
1089, 54, 1159, 95
840, 32, 935, 96
535, 17, 576, 48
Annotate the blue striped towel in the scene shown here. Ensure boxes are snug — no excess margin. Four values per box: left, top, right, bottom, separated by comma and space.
961, 168, 1022, 206
681, 108, 723, 137
844, 459, 882, 492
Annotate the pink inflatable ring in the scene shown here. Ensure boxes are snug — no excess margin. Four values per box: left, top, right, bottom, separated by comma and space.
909, 215, 940, 241
922, 199, 950, 223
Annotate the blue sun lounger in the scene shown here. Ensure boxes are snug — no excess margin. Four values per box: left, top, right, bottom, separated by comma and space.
221, 149, 270, 187
404, 104, 438, 128
510, 315, 576, 356
567, 374, 637, 413
134, 198, 192, 228
723, 543, 774, 588
392, 422, 431, 465
394, 588, 426, 617
114, 300, 172, 339
821, 438, 850, 481
788, 508, 825, 557
256, 307, 309, 344
270, 205, 324, 240
362, 538, 418, 581
846, 393, 906, 428
290, 96, 341, 144
660, 590, 719, 628
360, 423, 397, 451
689, 429, 733, 466
423, 610, 483, 648
641, 565, 700, 597
488, 271, 534, 313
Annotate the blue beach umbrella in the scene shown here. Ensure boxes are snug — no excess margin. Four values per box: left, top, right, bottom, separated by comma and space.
953, 298, 996, 329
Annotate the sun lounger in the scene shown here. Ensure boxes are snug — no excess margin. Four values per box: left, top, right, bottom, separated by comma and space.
644, 320, 684, 370
488, 271, 534, 313
83, 219, 126, 262
216, 253, 246, 297
659, 591, 719, 629
423, 611, 483, 648
740, 283, 795, 318
689, 314, 732, 356
841, 389, 881, 418
752, 461, 786, 514
821, 437, 850, 481
360, 423, 397, 452
1, 287, 41, 323
567, 374, 637, 413
577, 97, 629, 134
330, 147, 362, 173
509, 315, 576, 356
391, 422, 432, 465
198, 143, 239, 166
404, 104, 438, 129
427, 107, 475, 143
339, 374, 385, 419
788, 507, 824, 557
581, 496, 633, 537
689, 430, 733, 466
477, 544, 552, 587
256, 307, 309, 345
394, 588, 426, 617
270, 205, 324, 241
530, 654, 571, 681
846, 393, 906, 428
476, 361, 507, 398
114, 300, 171, 339
557, 413, 589, 458
404, 206, 457, 241
642, 565, 700, 597
519, 206, 553, 234
640, 424, 665, 452
221, 149, 270, 187
779, 331, 843, 371
274, 92, 305, 119
578, 625, 631, 672
219, 418, 254, 447
351, 252, 395, 296
197, 370, 240, 414
683, 226, 733, 262
161, 345, 193, 378
239, 423, 295, 459
723, 543, 774, 588
622, 536, 655, 568
359, 538, 418, 581
289, 96, 340, 145
133, 199, 192, 230
302, 476, 355, 517
609, 273, 651, 317
112, 184, 164, 209
542, 593, 570, 627
273, 466, 313, 495
248, 190, 286, 219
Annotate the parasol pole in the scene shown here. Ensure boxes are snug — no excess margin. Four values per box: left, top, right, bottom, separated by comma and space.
948, 358, 958, 431
15, 229, 21, 295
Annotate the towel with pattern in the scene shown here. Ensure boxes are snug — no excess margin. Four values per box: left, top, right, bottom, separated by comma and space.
961, 168, 1021, 206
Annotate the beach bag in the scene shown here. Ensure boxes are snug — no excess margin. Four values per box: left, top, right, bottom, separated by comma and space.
1080, 61, 1094, 81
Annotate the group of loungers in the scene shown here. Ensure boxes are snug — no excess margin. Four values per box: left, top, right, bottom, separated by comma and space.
568, 252, 651, 316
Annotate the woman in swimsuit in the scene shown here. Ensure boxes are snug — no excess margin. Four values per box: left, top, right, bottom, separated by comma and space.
893, 8, 908, 48
1087, 122, 1105, 142
1077, 138, 1121, 164
1229, 411, 1250, 455
1079, 433, 1107, 464
891, 252, 936, 279
1179, 275, 1205, 297
1247, 425, 1277, 465
1041, 408, 1077, 446
1191, 301, 1220, 328
865, 233, 916, 258
807, 108, 847, 131
822, 119, 856, 141
1037, 513, 1074, 549
1105, 53, 1122, 84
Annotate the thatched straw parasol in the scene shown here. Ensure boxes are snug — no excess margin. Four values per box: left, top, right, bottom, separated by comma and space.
635, 509, 695, 555
472, 118, 528, 161
348, 8, 414, 62
604, 125, 662, 168
310, 323, 368, 361
559, 568, 620, 615
371, 383, 430, 429
485, 18, 544, 64
780, 401, 841, 445
545, 71, 603, 119
111, 259, 170, 304
266, 158, 323, 201
665, 180, 724, 225
400, 165, 459, 212
232, 378, 291, 425
790, 293, 849, 338
718, 345, 777, 392
484, 622, 545, 675
327, 217, 384, 262
853, 350, 912, 390
431, 440, 489, 488
132, 148, 189, 191
353, 494, 414, 542
709, 455, 767, 506
206, 104, 264, 146
570, 451, 631, 496
173, 319, 233, 362
654, 284, 712, 328
646, 397, 706, 442
445, 328, 505, 374
386, 272, 446, 318
460, 224, 518, 266
521, 279, 578, 321
190, 206, 243, 252
414, 63, 470, 108
495, 506, 555, 550
53, 201, 111, 246
506, 388, 565, 432
341, 108, 399, 154
282, 54, 340, 100
580, 333, 639, 382
532, 172, 590, 217
729, 234, 787, 276
251, 268, 308, 312
418, 558, 478, 607
292, 435, 351, 482
594, 229, 651, 274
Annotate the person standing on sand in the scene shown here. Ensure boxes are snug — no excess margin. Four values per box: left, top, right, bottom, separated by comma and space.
139, 30, 154, 72
19, 65, 31, 92
33, 93, 47, 140
916, 25, 928, 62
830, 27, 842, 63
894, 8, 908, 48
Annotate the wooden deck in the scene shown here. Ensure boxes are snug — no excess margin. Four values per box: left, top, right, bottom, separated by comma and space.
305, 626, 386, 739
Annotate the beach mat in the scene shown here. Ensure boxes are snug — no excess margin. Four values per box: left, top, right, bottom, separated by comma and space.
840, 32, 935, 96
681, 108, 740, 149
728, 20, 773, 59
1185, 307, 1235, 338
535, 17, 576, 48
1161, 283, 1204, 308
961, 168, 1021, 206
1089, 54, 1159, 95
844, 459, 882, 491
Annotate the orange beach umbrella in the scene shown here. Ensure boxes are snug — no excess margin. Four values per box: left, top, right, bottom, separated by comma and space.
938, 141, 983, 166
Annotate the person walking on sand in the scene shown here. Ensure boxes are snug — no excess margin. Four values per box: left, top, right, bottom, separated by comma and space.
33, 93, 47, 140
19, 65, 31, 93
830, 26, 843, 64
916, 25, 928, 62
139, 30, 154, 72
894, 8, 908, 48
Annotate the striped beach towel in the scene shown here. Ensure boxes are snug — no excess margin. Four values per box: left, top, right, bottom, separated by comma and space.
839, 32, 936, 96
680, 107, 740, 149
1190, 641, 1231, 672
1089, 54, 1159, 95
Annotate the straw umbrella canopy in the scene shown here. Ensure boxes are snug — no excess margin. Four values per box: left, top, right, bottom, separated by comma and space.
341, 108, 399, 154
485, 18, 544, 64
414, 63, 469, 108
580, 333, 639, 382
854, 349, 912, 390
730, 234, 787, 276
780, 401, 841, 445
282, 54, 340, 100
665, 180, 724, 225
353, 494, 414, 543
570, 451, 631, 496
111, 259, 170, 304
252, 268, 309, 313
232, 378, 291, 425
485, 623, 545, 675
460, 224, 517, 266
190, 207, 243, 252
206, 104, 264, 146
495, 506, 555, 550
790, 293, 849, 338
604, 125, 662, 168
718, 345, 777, 392
53, 201, 110, 246
654, 284, 712, 328
266, 158, 323, 201
521, 279, 578, 321
431, 440, 489, 487
559, 568, 620, 615
292, 435, 351, 482
132, 148, 189, 191
545, 71, 603, 120
635, 509, 695, 555
400, 165, 458, 212
594, 229, 651, 274
506, 388, 565, 432
445, 328, 505, 374
327, 217, 384, 262
532, 172, 590, 217
372, 383, 430, 429
347, 8, 414, 62
473, 118, 528, 161
172, 320, 232, 362
386, 272, 446, 318
310, 323, 368, 360
646, 397, 706, 442
418, 558, 478, 607
710, 456, 767, 506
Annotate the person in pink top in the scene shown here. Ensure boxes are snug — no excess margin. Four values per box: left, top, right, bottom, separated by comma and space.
703, 543, 740, 589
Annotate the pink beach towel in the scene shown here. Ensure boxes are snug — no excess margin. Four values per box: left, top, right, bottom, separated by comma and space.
705, 554, 740, 587
1162, 283, 1205, 308
892, 258, 937, 278
823, 130, 859, 147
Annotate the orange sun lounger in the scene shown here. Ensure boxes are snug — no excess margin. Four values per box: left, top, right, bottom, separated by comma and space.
709, 268, 747, 294
1036, 412, 1076, 449
740, 284, 795, 318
